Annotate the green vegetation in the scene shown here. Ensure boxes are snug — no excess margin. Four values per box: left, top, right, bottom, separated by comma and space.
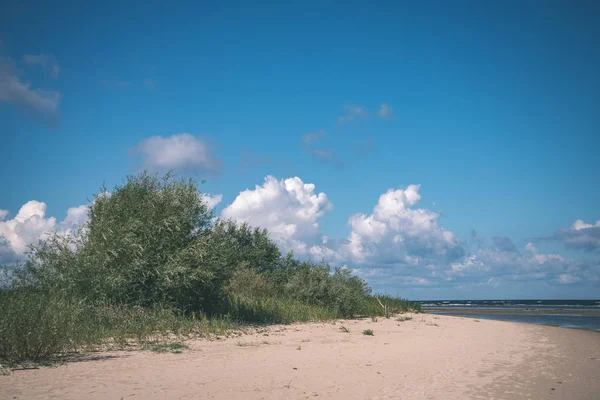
0, 171, 419, 365
362, 329, 374, 336
396, 316, 412, 322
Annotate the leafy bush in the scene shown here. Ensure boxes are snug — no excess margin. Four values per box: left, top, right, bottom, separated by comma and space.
17, 172, 233, 313
228, 265, 274, 299
282, 261, 369, 318
0, 171, 415, 364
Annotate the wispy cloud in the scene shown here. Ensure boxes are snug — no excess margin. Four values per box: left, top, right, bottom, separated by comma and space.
301, 130, 344, 168
377, 103, 393, 119
23, 53, 60, 78
337, 105, 369, 124
0, 55, 61, 126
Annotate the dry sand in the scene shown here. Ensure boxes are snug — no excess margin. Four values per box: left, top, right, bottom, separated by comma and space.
2, 314, 599, 399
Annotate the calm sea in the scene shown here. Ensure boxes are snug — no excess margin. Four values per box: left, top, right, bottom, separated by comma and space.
422, 300, 600, 332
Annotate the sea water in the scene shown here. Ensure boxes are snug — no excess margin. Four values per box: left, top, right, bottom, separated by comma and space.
421, 299, 600, 332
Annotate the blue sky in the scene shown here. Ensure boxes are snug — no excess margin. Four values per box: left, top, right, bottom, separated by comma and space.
1, 1, 599, 299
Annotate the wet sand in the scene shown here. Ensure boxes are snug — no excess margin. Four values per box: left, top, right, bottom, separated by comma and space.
2, 314, 599, 399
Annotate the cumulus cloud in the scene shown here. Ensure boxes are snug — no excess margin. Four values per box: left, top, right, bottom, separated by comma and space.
315, 187, 596, 290
337, 105, 369, 124
0, 55, 61, 126
340, 184, 464, 267
23, 54, 60, 78
0, 201, 57, 255
200, 193, 223, 209
221, 176, 333, 256
300, 130, 344, 168
0, 201, 90, 264
377, 103, 393, 119
59, 204, 89, 234
552, 219, 600, 252
135, 133, 222, 175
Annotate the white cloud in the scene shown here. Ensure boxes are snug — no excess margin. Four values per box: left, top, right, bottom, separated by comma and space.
0, 201, 57, 255
135, 133, 222, 174
0, 201, 89, 263
337, 104, 369, 124
447, 242, 598, 287
23, 54, 60, 78
525, 242, 564, 264
553, 219, 600, 252
377, 103, 393, 119
339, 184, 464, 267
60, 204, 89, 234
0, 56, 61, 125
221, 176, 333, 256
200, 193, 223, 209
450, 255, 490, 276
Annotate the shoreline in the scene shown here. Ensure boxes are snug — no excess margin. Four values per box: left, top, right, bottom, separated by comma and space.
2, 314, 599, 399
425, 308, 600, 333
424, 307, 600, 316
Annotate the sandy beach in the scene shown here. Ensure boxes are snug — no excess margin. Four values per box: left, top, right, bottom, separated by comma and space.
2, 314, 599, 400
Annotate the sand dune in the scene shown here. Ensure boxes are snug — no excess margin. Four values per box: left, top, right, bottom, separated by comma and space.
2, 314, 599, 399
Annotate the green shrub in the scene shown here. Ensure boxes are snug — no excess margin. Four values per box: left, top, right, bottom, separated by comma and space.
282, 262, 369, 318
0, 171, 417, 364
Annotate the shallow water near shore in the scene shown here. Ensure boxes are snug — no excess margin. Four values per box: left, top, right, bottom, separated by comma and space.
429, 312, 600, 332
422, 299, 600, 332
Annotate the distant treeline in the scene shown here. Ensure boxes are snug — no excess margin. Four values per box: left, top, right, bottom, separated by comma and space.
0, 172, 419, 364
